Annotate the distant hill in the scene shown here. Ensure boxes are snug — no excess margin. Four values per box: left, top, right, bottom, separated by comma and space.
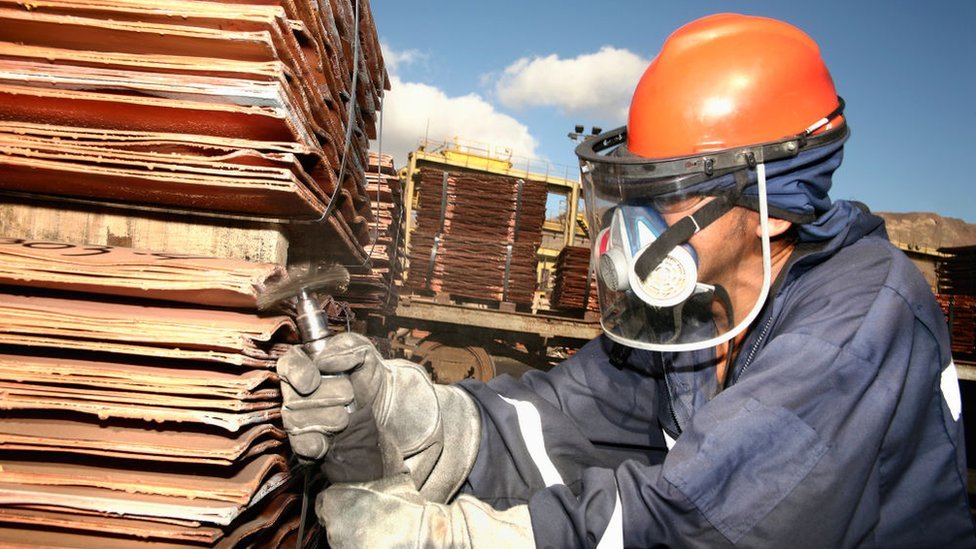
877, 212, 976, 250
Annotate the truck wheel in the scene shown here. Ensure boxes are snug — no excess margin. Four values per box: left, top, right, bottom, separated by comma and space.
413, 340, 496, 384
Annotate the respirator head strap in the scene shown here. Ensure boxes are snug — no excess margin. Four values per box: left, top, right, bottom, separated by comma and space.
632, 168, 752, 281
633, 187, 740, 281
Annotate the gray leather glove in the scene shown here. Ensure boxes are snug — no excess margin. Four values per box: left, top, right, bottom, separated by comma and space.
317, 474, 534, 549
276, 332, 481, 501
276, 344, 355, 460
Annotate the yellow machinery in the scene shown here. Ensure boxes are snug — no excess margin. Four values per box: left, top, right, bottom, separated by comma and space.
391, 138, 599, 382
401, 136, 584, 256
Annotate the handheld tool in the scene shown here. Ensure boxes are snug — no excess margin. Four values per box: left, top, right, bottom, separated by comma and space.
258, 263, 384, 483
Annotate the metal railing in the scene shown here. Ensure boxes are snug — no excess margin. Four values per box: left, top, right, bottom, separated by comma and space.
413, 136, 578, 186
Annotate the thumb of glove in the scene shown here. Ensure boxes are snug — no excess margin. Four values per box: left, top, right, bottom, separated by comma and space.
312, 332, 386, 405
276, 346, 321, 395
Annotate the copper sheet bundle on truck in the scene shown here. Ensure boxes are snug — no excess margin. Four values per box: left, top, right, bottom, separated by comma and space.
405, 166, 547, 306
550, 245, 599, 313
937, 245, 976, 362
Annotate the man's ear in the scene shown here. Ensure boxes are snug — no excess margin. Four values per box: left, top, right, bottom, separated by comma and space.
757, 217, 793, 238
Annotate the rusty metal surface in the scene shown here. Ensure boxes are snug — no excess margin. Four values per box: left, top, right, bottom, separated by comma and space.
936, 246, 976, 362
413, 340, 496, 384
0, 453, 289, 506
0, 489, 310, 547
396, 294, 601, 341
0, 414, 286, 465
0, 292, 295, 366
0, 353, 279, 400
0, 283, 303, 538
0, 237, 287, 308
938, 295, 975, 360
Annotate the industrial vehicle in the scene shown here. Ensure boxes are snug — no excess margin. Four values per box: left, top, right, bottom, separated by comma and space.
385, 138, 602, 382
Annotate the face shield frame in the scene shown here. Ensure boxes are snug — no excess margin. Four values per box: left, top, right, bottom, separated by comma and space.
576, 97, 845, 202
575, 99, 847, 352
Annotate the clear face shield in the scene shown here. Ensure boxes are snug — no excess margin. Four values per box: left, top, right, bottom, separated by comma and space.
575, 107, 846, 352
579, 142, 772, 352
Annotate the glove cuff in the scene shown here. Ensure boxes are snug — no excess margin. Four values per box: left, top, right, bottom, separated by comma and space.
416, 384, 481, 502
316, 475, 533, 549
449, 497, 534, 548
374, 360, 481, 503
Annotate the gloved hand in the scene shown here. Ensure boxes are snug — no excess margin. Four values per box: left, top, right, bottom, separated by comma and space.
276, 332, 482, 501
317, 474, 534, 549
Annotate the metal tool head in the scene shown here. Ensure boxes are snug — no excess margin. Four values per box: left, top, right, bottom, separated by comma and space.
256, 262, 350, 311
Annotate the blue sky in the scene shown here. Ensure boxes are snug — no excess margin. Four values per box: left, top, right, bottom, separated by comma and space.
369, 1, 976, 223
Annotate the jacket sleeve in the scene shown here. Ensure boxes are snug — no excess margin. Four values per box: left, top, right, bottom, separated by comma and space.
457, 337, 667, 508
457, 249, 970, 547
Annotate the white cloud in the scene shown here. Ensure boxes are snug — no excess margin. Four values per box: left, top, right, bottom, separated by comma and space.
379, 41, 424, 74
492, 46, 649, 121
373, 75, 538, 169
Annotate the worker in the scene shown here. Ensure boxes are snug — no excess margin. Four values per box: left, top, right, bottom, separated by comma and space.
277, 13, 976, 547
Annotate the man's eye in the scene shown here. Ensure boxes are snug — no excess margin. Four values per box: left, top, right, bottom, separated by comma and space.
652, 195, 705, 213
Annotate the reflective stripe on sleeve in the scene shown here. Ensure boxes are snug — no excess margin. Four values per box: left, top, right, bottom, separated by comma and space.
499, 395, 565, 487
941, 360, 962, 421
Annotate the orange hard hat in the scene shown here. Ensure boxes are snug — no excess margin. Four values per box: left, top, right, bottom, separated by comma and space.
627, 13, 843, 159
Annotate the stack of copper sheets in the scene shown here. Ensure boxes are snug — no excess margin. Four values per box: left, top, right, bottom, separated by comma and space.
0, 239, 323, 545
0, 236, 287, 308
0, 0, 390, 543
550, 245, 598, 313
405, 166, 546, 305
937, 245, 976, 296
937, 246, 976, 361
0, 0, 388, 261
937, 295, 975, 361
348, 152, 404, 317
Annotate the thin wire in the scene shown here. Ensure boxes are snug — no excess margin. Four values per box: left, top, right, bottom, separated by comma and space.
315, 0, 362, 227
365, 84, 385, 266
295, 464, 310, 549
297, 2, 361, 547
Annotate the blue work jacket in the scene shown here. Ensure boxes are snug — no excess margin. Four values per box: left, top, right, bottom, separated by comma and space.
459, 207, 975, 548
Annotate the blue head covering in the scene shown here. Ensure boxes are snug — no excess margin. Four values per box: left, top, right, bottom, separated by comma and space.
692, 130, 857, 242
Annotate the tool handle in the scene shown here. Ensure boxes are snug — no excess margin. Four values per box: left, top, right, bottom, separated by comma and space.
320, 404, 385, 482
295, 291, 385, 482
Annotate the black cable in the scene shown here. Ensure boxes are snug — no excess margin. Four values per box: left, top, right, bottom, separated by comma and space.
315, 0, 362, 228
298, 1, 361, 547
295, 464, 311, 549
